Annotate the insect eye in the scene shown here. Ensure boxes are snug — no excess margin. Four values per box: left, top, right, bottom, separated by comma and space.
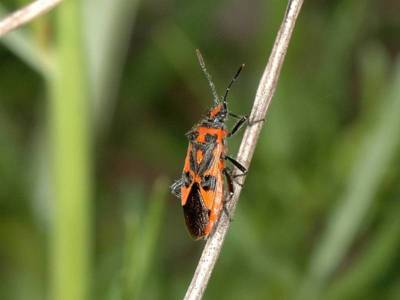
183, 172, 192, 187
185, 130, 199, 141
201, 175, 216, 191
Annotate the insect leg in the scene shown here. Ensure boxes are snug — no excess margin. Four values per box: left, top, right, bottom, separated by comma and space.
248, 117, 265, 126
223, 168, 235, 198
222, 206, 233, 222
222, 168, 235, 221
170, 178, 183, 199
229, 112, 246, 119
228, 113, 248, 137
228, 113, 266, 137
225, 155, 247, 173
223, 166, 245, 187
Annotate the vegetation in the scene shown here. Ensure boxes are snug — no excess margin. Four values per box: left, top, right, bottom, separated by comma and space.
0, 0, 399, 299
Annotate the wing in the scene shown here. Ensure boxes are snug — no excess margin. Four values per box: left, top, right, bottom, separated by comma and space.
180, 139, 224, 209
180, 143, 195, 206
199, 142, 224, 210
182, 182, 209, 239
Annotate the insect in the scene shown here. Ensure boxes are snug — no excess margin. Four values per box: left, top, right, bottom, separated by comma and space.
171, 49, 251, 240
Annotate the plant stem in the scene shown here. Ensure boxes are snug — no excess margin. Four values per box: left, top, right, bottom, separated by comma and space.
49, 1, 91, 300
183, 1, 304, 299
0, 0, 62, 37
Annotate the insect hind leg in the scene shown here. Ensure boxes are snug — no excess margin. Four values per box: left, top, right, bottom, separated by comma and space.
224, 166, 246, 188
225, 155, 247, 173
223, 168, 235, 198
222, 205, 233, 222
222, 168, 237, 222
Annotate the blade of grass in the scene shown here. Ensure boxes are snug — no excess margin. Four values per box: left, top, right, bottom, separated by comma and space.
0, 5, 52, 77
84, 0, 141, 132
0, 0, 62, 37
298, 59, 400, 299
121, 178, 168, 300
48, 1, 91, 300
324, 200, 400, 300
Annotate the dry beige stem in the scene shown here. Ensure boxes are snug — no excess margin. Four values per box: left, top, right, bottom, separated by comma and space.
183, 1, 305, 299
0, 0, 62, 37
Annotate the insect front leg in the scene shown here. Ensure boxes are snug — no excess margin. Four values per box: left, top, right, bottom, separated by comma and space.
227, 113, 266, 137
227, 112, 247, 137
248, 117, 265, 126
170, 178, 183, 199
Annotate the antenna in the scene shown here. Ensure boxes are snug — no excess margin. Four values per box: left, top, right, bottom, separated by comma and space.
222, 64, 245, 107
196, 49, 219, 104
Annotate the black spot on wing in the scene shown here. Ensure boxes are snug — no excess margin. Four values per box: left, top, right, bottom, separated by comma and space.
183, 183, 209, 239
201, 175, 216, 191
183, 171, 192, 187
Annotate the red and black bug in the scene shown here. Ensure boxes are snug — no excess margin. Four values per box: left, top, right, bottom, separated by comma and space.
171, 50, 249, 240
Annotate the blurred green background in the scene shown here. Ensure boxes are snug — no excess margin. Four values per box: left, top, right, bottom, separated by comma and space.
1, 0, 400, 299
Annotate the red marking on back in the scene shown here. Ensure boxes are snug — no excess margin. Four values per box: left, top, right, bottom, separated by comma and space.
180, 125, 227, 239
196, 127, 227, 143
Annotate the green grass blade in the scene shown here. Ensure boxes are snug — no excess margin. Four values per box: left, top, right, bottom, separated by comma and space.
121, 177, 168, 300
324, 201, 400, 300
0, 5, 52, 77
48, 1, 92, 300
84, 0, 140, 131
298, 60, 400, 299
